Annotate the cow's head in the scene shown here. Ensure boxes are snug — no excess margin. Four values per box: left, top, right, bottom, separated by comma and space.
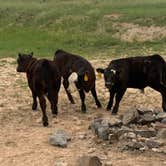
96, 67, 119, 89
16, 52, 33, 72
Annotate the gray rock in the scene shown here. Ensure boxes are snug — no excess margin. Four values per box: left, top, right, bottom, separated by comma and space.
49, 130, 71, 148
138, 112, 156, 124
122, 109, 139, 125
145, 139, 162, 148
90, 118, 110, 140
104, 161, 112, 166
135, 129, 157, 138
97, 126, 110, 140
122, 141, 145, 151
156, 112, 166, 121
108, 133, 119, 143
76, 156, 102, 166
157, 129, 166, 140
119, 132, 136, 141
109, 117, 122, 127
54, 161, 68, 166
161, 118, 166, 124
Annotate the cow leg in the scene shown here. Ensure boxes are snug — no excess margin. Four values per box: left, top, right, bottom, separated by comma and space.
47, 90, 58, 116
150, 85, 166, 112
75, 82, 86, 113
32, 92, 38, 111
38, 95, 48, 127
63, 78, 75, 104
78, 89, 86, 113
112, 88, 126, 115
107, 88, 116, 111
91, 85, 101, 108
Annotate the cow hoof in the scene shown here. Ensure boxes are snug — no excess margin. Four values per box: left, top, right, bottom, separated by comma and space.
71, 101, 75, 104
111, 112, 117, 115
43, 121, 49, 127
97, 103, 102, 108
32, 105, 37, 111
106, 108, 111, 111
81, 109, 86, 113
52, 114, 58, 118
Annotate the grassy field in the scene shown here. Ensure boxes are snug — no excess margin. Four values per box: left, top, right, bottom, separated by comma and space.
0, 0, 166, 58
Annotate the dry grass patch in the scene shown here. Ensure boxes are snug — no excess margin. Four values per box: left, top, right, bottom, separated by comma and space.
113, 23, 166, 42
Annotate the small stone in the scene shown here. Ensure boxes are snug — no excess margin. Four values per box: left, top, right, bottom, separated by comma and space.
135, 129, 157, 138
157, 129, 166, 140
152, 148, 161, 153
156, 112, 166, 121
108, 134, 118, 143
123, 141, 145, 150
49, 130, 71, 148
109, 117, 122, 127
76, 156, 102, 166
97, 126, 110, 140
161, 118, 166, 124
122, 109, 139, 125
119, 132, 136, 140
88, 148, 96, 154
78, 132, 87, 140
145, 139, 161, 148
138, 112, 156, 124
54, 161, 68, 166
104, 161, 112, 166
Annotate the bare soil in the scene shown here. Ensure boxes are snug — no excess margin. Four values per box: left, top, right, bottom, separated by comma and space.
113, 23, 166, 42
0, 58, 166, 166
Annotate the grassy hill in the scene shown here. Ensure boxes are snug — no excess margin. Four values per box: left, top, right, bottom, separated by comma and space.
0, 0, 166, 58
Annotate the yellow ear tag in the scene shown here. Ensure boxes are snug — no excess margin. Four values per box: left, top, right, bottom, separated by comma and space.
84, 73, 89, 81
97, 72, 102, 78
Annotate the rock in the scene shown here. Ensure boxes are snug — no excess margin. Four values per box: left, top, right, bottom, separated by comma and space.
76, 156, 102, 166
90, 118, 110, 140
88, 148, 96, 154
137, 108, 153, 115
156, 112, 166, 121
152, 148, 161, 153
104, 161, 112, 166
122, 141, 145, 151
77, 132, 87, 140
154, 122, 166, 129
145, 139, 162, 148
119, 132, 136, 141
97, 126, 110, 140
138, 112, 156, 124
109, 117, 122, 127
135, 129, 157, 138
54, 161, 68, 166
157, 129, 166, 140
122, 109, 139, 125
161, 118, 166, 124
49, 130, 71, 148
108, 133, 119, 143
113, 126, 133, 138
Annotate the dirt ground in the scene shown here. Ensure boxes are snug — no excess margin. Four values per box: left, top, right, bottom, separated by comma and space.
0, 58, 166, 166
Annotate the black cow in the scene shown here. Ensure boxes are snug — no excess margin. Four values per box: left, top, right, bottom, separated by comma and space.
17, 52, 61, 126
97, 54, 166, 114
54, 49, 101, 113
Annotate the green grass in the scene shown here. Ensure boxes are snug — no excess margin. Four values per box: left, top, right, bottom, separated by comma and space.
0, 0, 166, 59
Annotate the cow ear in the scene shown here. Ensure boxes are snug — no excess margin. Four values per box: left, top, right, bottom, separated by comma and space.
96, 68, 104, 74
18, 53, 21, 58
30, 52, 33, 57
